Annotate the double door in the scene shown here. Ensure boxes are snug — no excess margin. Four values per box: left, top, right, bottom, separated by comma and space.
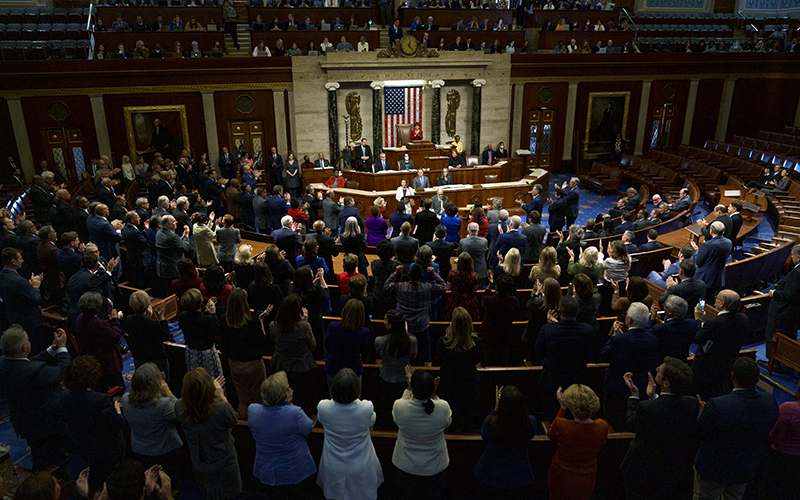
527, 108, 555, 169
41, 127, 86, 185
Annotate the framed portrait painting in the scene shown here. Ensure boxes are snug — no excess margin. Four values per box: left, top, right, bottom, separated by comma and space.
584, 92, 630, 157
123, 105, 190, 164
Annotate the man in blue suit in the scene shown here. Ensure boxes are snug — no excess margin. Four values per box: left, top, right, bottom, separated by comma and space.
560, 177, 580, 228
89, 204, 123, 261
486, 210, 509, 269
600, 302, 660, 432
692, 221, 731, 301
517, 183, 545, 217
614, 210, 635, 234
495, 216, 527, 269
272, 215, 303, 268
647, 295, 699, 362
0, 248, 45, 353
338, 196, 365, 234
267, 185, 291, 233
694, 357, 779, 500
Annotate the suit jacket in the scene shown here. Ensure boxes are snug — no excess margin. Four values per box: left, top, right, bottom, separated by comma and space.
431, 195, 450, 214
621, 394, 699, 496
412, 176, 431, 189
56, 247, 83, 284
766, 263, 800, 336
96, 185, 116, 207
272, 227, 303, 266
0, 267, 43, 334
615, 220, 635, 234
30, 184, 54, 223
253, 195, 269, 230
481, 149, 496, 165
391, 234, 420, 264
414, 209, 438, 244
701, 214, 733, 241
694, 235, 731, 288
486, 220, 508, 267
729, 213, 743, 242
172, 208, 192, 237
521, 223, 546, 262
338, 205, 365, 234
323, 197, 343, 231
695, 389, 779, 484
426, 239, 454, 278
267, 153, 284, 172
495, 229, 527, 261
658, 277, 706, 311
315, 158, 331, 169
54, 202, 76, 235
0, 348, 70, 441
458, 235, 489, 279
669, 196, 691, 213
66, 268, 112, 329
536, 319, 595, 412
564, 185, 580, 217
89, 216, 121, 260
638, 240, 662, 253
375, 158, 393, 172
58, 387, 126, 467
355, 145, 372, 170
37, 242, 62, 290
18, 233, 41, 276
155, 229, 191, 279
521, 195, 544, 216
624, 242, 639, 255
267, 195, 290, 231
307, 233, 339, 274
601, 327, 660, 399
692, 312, 748, 399
240, 191, 255, 226
122, 224, 149, 269
649, 317, 700, 361
0, 231, 16, 250
548, 197, 569, 229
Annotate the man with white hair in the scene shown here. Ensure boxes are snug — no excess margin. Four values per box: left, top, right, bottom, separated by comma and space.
495, 215, 527, 268
458, 222, 489, 285
669, 188, 691, 213
601, 302, 660, 431
272, 215, 303, 267
691, 220, 731, 301
431, 188, 449, 215
486, 208, 509, 268
558, 177, 581, 228
156, 215, 191, 296
153, 195, 171, 218
134, 197, 151, 229
648, 295, 699, 361
172, 196, 192, 236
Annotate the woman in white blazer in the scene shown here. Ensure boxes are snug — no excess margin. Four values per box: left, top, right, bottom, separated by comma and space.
317, 368, 384, 500
392, 367, 452, 499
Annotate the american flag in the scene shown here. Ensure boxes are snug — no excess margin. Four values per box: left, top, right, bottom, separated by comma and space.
384, 86, 422, 148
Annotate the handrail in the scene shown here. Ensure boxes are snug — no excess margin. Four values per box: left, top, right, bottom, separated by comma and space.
86, 3, 95, 33
620, 7, 638, 32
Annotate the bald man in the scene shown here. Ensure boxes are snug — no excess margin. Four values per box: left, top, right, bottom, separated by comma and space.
691, 221, 731, 301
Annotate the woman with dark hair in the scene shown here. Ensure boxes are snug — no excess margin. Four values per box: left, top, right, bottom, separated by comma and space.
371, 239, 400, 317
247, 261, 283, 322
75, 291, 123, 392
264, 245, 295, 296
474, 386, 537, 498
269, 293, 317, 413
176, 368, 241, 500
317, 368, 384, 499
324, 299, 370, 395
338, 274, 375, 358
392, 368, 452, 499
480, 274, 520, 367
374, 310, 417, 429
366, 205, 390, 246
292, 265, 330, 358
296, 238, 329, 276
59, 356, 125, 488
220, 288, 271, 419
200, 264, 233, 308
611, 275, 652, 319
15, 472, 61, 500
600, 239, 631, 315
437, 167, 453, 187
216, 214, 241, 273
470, 206, 489, 238
410, 121, 423, 141
598, 217, 615, 238
440, 204, 462, 243
572, 273, 601, 334
179, 288, 223, 378
445, 252, 480, 320
437, 306, 483, 432
525, 277, 561, 364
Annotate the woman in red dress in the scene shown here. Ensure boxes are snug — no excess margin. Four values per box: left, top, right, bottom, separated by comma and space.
410, 122, 423, 141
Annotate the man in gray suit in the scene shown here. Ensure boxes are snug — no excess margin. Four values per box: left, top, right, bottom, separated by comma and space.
431, 188, 450, 215
155, 215, 191, 297
391, 221, 419, 266
486, 198, 503, 225
459, 222, 489, 286
412, 169, 431, 189
323, 190, 343, 235
253, 187, 269, 233
522, 210, 547, 263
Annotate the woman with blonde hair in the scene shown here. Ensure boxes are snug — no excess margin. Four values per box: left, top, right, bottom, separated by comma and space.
233, 243, 256, 289
567, 245, 603, 288
176, 368, 241, 500
436, 306, 483, 432
547, 384, 608, 500
179, 288, 223, 378
373, 196, 389, 219
121, 154, 134, 183
342, 216, 369, 276
493, 247, 522, 291
193, 212, 219, 268
444, 252, 480, 320
529, 246, 561, 284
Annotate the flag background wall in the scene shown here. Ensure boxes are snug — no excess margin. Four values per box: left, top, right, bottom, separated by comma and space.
384, 86, 422, 148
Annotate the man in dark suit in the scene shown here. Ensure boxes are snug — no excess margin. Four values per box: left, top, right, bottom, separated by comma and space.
56, 232, 83, 286
637, 229, 662, 253
338, 196, 365, 234
267, 146, 283, 189
355, 138, 372, 172
218, 146, 238, 179
694, 357, 779, 499
692, 289, 749, 400
0, 325, 70, 471
66, 251, 114, 331
272, 216, 303, 268
323, 191, 344, 234
0, 216, 17, 250
412, 169, 431, 189
95, 178, 117, 207
0, 248, 45, 353
314, 152, 331, 169
536, 296, 595, 419
426, 225, 454, 279
459, 222, 489, 285
17, 220, 40, 278
547, 188, 569, 231
763, 244, 800, 372
728, 200, 744, 245
518, 184, 544, 216
252, 187, 269, 233
621, 357, 699, 500
658, 258, 706, 312
122, 212, 149, 288
110, 195, 127, 223
307, 220, 339, 278
622, 231, 638, 255
89, 204, 123, 261
374, 152, 393, 172
449, 35, 467, 51
388, 19, 403, 44
648, 245, 692, 288
668, 187, 691, 213
648, 295, 699, 362
29, 175, 54, 224
267, 186, 291, 232
522, 210, 546, 263
561, 177, 581, 228
148, 118, 175, 159
391, 222, 419, 266
155, 171, 174, 201
155, 215, 191, 296
486, 210, 509, 269
614, 210, 635, 234
633, 209, 654, 230
414, 199, 438, 244
609, 187, 641, 218
480, 144, 496, 165
601, 302, 660, 431
495, 215, 527, 263
700, 205, 733, 241
171, 197, 192, 237
692, 221, 731, 301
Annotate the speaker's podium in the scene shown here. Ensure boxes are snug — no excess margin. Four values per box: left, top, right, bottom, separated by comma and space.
384, 141, 450, 171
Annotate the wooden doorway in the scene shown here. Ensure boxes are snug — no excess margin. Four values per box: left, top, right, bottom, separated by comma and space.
229, 120, 265, 161
649, 103, 677, 151
527, 108, 556, 169
41, 127, 86, 185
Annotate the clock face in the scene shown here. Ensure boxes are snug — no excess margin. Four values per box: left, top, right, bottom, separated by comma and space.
399, 35, 418, 56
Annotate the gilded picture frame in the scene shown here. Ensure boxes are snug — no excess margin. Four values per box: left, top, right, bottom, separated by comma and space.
123, 105, 190, 164
584, 92, 630, 158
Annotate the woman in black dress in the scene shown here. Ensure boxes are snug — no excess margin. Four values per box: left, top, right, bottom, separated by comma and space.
291, 265, 330, 359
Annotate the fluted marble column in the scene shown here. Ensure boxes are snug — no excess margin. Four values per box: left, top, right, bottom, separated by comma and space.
371, 81, 384, 155
326, 82, 340, 168
470, 79, 485, 156
430, 80, 444, 145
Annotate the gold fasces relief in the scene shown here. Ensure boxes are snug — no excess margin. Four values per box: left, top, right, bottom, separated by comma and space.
445, 89, 460, 138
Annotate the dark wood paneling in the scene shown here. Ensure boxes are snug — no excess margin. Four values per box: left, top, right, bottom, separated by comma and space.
102, 92, 207, 165
95, 32, 226, 53
575, 80, 642, 158
538, 30, 636, 50
0, 98, 19, 164
727, 78, 800, 142
248, 30, 380, 50
643, 79, 690, 155
21, 95, 99, 168
248, 6, 380, 25
689, 78, 723, 147
713, 0, 736, 13
213, 90, 277, 159
398, 7, 514, 28
97, 6, 223, 28
521, 82, 568, 171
